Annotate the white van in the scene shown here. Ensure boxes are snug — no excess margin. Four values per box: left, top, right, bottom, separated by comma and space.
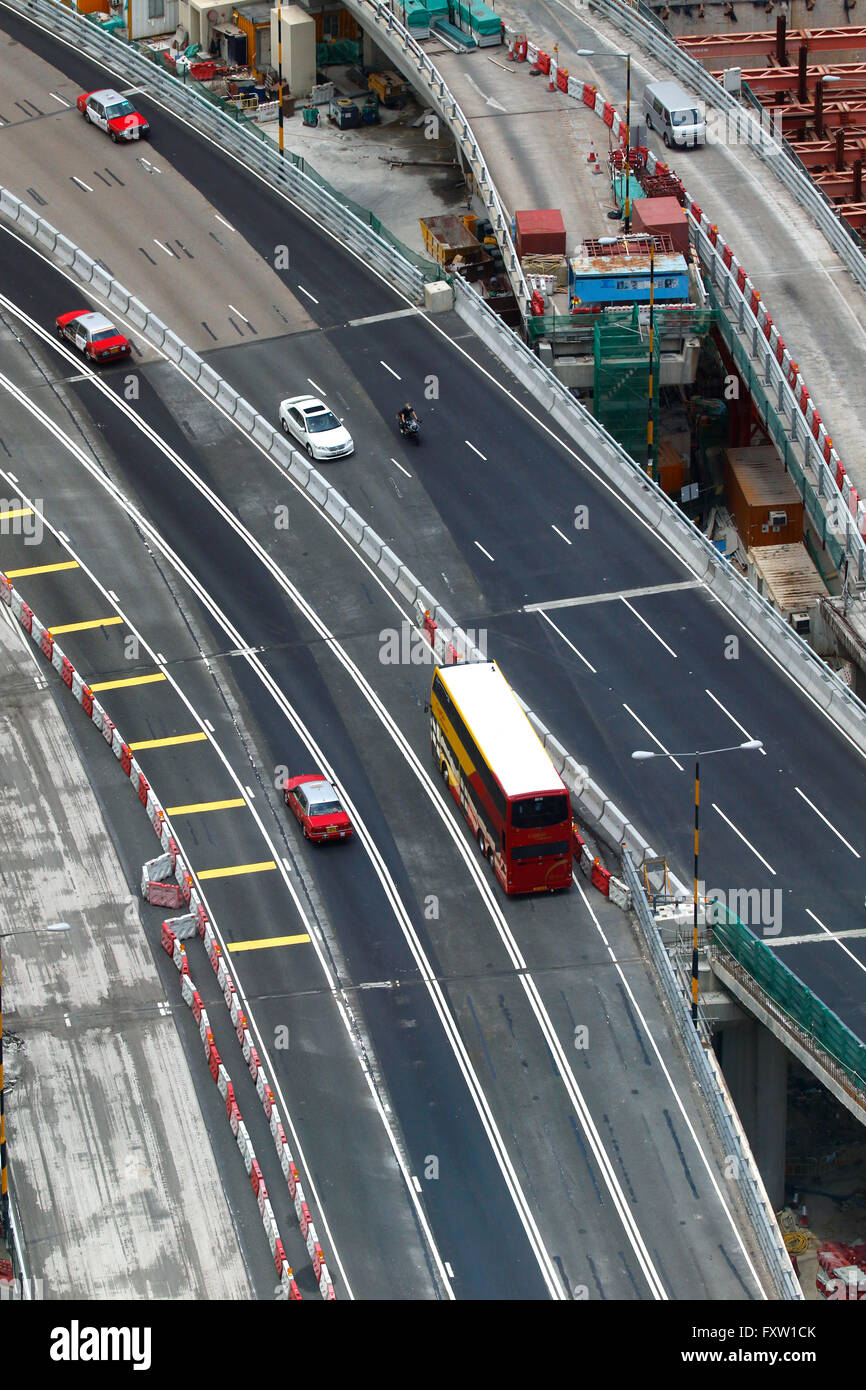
643, 80, 705, 148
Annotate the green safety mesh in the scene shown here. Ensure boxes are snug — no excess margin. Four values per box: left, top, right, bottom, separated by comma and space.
315, 39, 361, 66
709, 905, 866, 1094
593, 313, 661, 470
526, 304, 715, 344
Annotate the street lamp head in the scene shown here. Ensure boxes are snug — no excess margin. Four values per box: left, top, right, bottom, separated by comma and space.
739, 740, 763, 751
631, 750, 655, 760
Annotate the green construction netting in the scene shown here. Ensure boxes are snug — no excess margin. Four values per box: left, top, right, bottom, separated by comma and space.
526, 305, 715, 344
710, 905, 866, 1094
316, 39, 362, 66
593, 314, 660, 471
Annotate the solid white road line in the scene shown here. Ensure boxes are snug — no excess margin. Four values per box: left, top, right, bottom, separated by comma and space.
0, 460, 364, 1298
795, 786, 861, 858
390, 457, 412, 479
0, 288, 686, 1302
551, 524, 572, 546
805, 910, 866, 975
215, 213, 235, 231
620, 596, 678, 658
49, 92, 70, 106
380, 360, 401, 380
773, 925, 866, 947
622, 703, 684, 771
466, 440, 486, 460
711, 803, 776, 874
525, 580, 700, 613
705, 687, 767, 755
307, 377, 325, 396
0, 376, 617, 1303
153, 239, 176, 257
297, 285, 319, 304
474, 541, 495, 562
71, 175, 93, 192
536, 609, 596, 674
349, 308, 419, 327
228, 303, 249, 324
574, 874, 766, 1299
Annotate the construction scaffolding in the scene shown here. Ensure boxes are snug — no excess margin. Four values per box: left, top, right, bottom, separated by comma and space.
593, 307, 661, 472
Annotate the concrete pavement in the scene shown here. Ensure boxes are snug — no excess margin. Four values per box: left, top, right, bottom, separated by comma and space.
0, 603, 253, 1299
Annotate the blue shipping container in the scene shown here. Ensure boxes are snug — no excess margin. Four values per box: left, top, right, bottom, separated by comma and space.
569, 251, 689, 307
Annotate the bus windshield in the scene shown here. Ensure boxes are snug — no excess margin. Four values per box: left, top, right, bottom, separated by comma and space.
510, 794, 569, 829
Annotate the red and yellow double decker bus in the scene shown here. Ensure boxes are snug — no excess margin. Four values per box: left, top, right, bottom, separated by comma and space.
430, 661, 573, 894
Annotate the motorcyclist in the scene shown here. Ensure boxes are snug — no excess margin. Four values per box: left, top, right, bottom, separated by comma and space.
398, 402, 418, 431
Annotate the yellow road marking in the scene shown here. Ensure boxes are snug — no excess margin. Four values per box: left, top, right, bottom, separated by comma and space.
197, 861, 276, 880
4, 560, 79, 578
165, 798, 246, 816
127, 732, 208, 751
0, 507, 33, 520
228, 934, 311, 952
49, 616, 123, 634
89, 673, 167, 692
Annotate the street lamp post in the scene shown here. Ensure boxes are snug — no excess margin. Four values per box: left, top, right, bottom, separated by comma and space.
578, 48, 632, 234
631, 741, 763, 1025
0, 923, 71, 1239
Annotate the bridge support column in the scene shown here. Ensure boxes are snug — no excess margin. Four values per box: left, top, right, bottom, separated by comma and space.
363, 30, 390, 70
715, 1018, 787, 1209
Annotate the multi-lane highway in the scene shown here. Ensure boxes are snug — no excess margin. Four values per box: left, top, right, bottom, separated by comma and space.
0, 0, 853, 1298
0, 220, 772, 1295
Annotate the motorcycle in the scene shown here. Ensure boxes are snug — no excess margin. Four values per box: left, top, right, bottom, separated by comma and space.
398, 414, 421, 445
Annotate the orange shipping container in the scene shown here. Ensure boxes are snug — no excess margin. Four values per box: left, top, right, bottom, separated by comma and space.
723, 446, 804, 549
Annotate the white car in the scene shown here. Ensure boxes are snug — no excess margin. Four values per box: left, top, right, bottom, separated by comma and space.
278, 395, 354, 460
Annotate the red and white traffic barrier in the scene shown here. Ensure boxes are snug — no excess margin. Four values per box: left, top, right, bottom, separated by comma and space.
161, 920, 302, 1300
0, 569, 334, 1299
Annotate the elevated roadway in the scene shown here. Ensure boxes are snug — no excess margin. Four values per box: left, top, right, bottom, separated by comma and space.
3, 0, 864, 1081
1, 0, 861, 1289
0, 230, 773, 1295
490, 0, 866, 503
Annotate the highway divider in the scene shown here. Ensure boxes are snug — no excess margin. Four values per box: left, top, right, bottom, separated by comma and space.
0, 567, 335, 1299
5, 180, 866, 874
0, 196, 833, 1301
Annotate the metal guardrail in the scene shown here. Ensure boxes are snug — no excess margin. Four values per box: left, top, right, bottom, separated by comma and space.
621, 852, 803, 1301
590, 0, 866, 294
507, 18, 866, 578
341, 0, 531, 316
1, 0, 431, 302
691, 217, 865, 578
708, 907, 866, 1105
453, 276, 866, 755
